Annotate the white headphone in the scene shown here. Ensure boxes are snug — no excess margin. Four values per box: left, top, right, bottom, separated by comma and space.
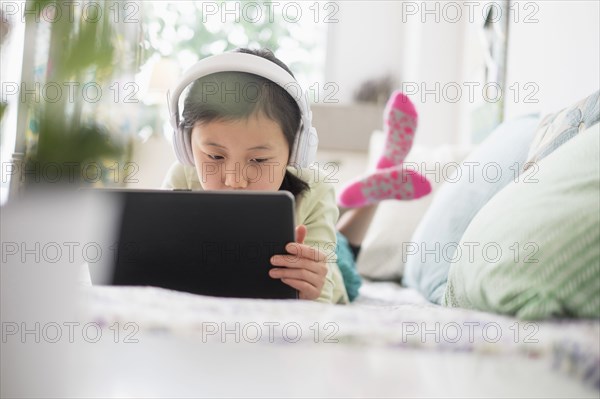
168, 52, 318, 168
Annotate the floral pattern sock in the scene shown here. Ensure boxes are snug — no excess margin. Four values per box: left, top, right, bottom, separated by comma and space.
376, 91, 418, 170
337, 166, 431, 208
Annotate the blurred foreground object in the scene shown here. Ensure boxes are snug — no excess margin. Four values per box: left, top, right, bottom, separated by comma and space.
6, 0, 141, 200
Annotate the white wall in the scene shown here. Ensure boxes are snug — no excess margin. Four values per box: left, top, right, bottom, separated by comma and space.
326, 1, 469, 148
326, 1, 600, 148
504, 0, 600, 119
325, 1, 406, 105
402, 11, 468, 147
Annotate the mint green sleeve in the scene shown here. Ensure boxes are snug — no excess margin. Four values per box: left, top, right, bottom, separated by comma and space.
294, 168, 347, 304
162, 162, 200, 190
162, 162, 189, 189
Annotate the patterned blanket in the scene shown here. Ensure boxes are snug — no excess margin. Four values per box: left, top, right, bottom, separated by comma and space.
79, 281, 600, 390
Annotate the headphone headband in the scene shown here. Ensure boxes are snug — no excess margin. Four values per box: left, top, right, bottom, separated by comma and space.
168, 52, 318, 168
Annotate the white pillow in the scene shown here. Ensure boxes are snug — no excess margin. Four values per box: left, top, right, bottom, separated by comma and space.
356, 131, 472, 280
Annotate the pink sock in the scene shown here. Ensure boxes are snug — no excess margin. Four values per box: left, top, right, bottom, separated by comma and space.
376, 91, 418, 170
337, 167, 431, 208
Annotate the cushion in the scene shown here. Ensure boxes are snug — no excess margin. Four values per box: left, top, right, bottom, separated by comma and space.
402, 115, 541, 303
524, 90, 599, 170
355, 136, 472, 280
443, 123, 600, 319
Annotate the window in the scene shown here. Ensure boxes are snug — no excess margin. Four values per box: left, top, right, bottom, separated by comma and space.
140, 1, 328, 88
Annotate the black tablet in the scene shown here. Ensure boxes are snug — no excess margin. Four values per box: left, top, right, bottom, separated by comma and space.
103, 189, 298, 299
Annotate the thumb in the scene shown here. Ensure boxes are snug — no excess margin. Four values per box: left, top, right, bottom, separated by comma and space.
295, 224, 307, 245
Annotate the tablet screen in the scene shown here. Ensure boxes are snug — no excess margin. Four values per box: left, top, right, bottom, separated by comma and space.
107, 190, 298, 299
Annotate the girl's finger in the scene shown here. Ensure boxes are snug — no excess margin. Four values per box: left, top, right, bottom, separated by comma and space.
270, 255, 327, 275
295, 224, 307, 244
269, 267, 324, 289
284, 243, 327, 263
280, 278, 320, 300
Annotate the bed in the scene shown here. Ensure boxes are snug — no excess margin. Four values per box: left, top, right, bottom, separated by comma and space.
4, 246, 596, 398
59, 280, 598, 397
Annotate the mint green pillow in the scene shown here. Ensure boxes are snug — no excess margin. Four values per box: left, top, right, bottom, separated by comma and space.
443, 123, 600, 320
402, 115, 540, 304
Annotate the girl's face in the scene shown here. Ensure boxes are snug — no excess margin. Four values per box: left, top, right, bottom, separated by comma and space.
190, 113, 290, 191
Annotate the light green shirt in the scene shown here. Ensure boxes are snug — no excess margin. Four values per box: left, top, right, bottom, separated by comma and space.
162, 162, 349, 304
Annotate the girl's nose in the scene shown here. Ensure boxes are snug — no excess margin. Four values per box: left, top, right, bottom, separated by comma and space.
223, 163, 248, 189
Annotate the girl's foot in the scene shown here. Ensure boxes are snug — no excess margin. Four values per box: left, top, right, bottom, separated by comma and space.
337, 166, 431, 208
376, 91, 418, 169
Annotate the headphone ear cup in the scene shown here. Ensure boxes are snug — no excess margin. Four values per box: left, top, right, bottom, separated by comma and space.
182, 126, 195, 165
173, 124, 194, 166
290, 125, 318, 169
306, 127, 318, 165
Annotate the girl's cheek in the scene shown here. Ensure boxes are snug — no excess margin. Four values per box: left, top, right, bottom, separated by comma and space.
261, 163, 286, 189
196, 163, 221, 189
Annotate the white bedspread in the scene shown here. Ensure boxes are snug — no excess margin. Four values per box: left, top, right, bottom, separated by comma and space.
70, 280, 600, 397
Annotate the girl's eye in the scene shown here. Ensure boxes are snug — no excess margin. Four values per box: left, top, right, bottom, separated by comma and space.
251, 158, 269, 163
207, 154, 224, 160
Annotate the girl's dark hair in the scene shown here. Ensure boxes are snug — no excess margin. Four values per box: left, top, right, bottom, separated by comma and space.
181, 48, 310, 197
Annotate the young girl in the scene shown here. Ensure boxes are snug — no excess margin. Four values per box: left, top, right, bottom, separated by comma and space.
163, 48, 431, 304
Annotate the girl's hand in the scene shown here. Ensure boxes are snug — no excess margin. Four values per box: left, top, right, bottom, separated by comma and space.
269, 224, 328, 300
